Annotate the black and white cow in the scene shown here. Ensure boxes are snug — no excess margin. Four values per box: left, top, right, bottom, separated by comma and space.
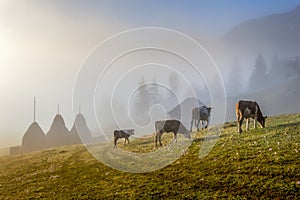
113, 129, 135, 148
154, 119, 191, 147
190, 106, 212, 131
236, 100, 267, 133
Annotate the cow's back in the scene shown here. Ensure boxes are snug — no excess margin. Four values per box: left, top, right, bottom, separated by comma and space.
192, 107, 200, 120
114, 130, 121, 138
114, 130, 129, 139
155, 120, 180, 133
192, 106, 210, 120
236, 100, 258, 117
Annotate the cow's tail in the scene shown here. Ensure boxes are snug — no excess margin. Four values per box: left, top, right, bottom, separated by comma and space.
113, 131, 117, 148
235, 101, 242, 120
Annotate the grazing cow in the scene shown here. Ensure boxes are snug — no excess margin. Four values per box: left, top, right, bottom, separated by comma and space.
113, 129, 135, 148
236, 100, 267, 133
155, 120, 191, 147
190, 106, 212, 131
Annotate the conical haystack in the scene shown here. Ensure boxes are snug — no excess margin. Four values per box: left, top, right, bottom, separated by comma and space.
45, 114, 70, 148
22, 122, 46, 153
69, 113, 92, 144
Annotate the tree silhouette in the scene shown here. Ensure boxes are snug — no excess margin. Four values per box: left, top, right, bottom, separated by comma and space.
287, 56, 300, 77
148, 79, 160, 104
269, 54, 300, 86
169, 72, 180, 94
248, 53, 268, 92
268, 53, 282, 85
134, 77, 150, 120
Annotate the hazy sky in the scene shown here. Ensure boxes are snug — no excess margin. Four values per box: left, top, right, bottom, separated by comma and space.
1, 0, 300, 148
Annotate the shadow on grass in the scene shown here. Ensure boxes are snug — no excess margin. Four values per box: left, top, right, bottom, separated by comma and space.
276, 122, 300, 128
223, 121, 237, 129
193, 135, 219, 143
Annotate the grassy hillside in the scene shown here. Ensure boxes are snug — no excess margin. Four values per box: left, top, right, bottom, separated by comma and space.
0, 147, 9, 157
0, 113, 300, 199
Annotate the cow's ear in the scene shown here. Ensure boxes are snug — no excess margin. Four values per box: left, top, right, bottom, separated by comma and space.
264, 116, 267, 119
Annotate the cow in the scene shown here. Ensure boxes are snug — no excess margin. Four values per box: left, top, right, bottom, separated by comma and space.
190, 106, 212, 131
236, 100, 267, 133
113, 129, 135, 148
154, 119, 191, 147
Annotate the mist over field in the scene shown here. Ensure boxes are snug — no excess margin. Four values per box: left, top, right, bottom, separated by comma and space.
1, 0, 300, 151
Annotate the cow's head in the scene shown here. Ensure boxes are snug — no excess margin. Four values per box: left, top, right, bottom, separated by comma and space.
179, 124, 191, 139
258, 116, 267, 128
207, 107, 212, 115
126, 129, 135, 135
183, 128, 191, 139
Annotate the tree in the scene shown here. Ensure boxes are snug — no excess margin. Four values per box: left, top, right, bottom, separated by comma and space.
269, 54, 300, 86
148, 78, 160, 105
270, 53, 280, 72
169, 72, 180, 94
268, 53, 282, 85
248, 53, 268, 92
287, 56, 300, 77
134, 76, 150, 117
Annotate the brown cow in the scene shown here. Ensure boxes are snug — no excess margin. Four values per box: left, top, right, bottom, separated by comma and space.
236, 100, 267, 133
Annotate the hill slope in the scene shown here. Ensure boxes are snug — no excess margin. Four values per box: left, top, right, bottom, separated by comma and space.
0, 114, 300, 199
224, 5, 300, 55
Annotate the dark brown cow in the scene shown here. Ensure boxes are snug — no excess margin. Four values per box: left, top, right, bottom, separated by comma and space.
113, 129, 135, 148
155, 120, 191, 147
236, 100, 267, 133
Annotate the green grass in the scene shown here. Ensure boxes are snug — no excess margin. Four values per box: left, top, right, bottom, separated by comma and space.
0, 113, 300, 199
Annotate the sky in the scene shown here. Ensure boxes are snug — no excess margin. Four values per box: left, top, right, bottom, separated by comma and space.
1, 0, 300, 148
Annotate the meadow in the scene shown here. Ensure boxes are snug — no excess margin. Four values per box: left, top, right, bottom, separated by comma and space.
0, 113, 299, 199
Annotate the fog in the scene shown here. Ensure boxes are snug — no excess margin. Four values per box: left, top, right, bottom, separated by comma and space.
1, 0, 300, 150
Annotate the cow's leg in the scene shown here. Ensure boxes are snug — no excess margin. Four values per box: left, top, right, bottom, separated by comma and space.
246, 118, 250, 131
196, 120, 200, 131
174, 133, 177, 142
159, 131, 163, 146
114, 137, 118, 148
201, 120, 205, 130
238, 117, 243, 133
190, 120, 193, 132
155, 132, 161, 147
207, 118, 210, 129
205, 119, 209, 129
124, 137, 129, 146
254, 116, 257, 129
